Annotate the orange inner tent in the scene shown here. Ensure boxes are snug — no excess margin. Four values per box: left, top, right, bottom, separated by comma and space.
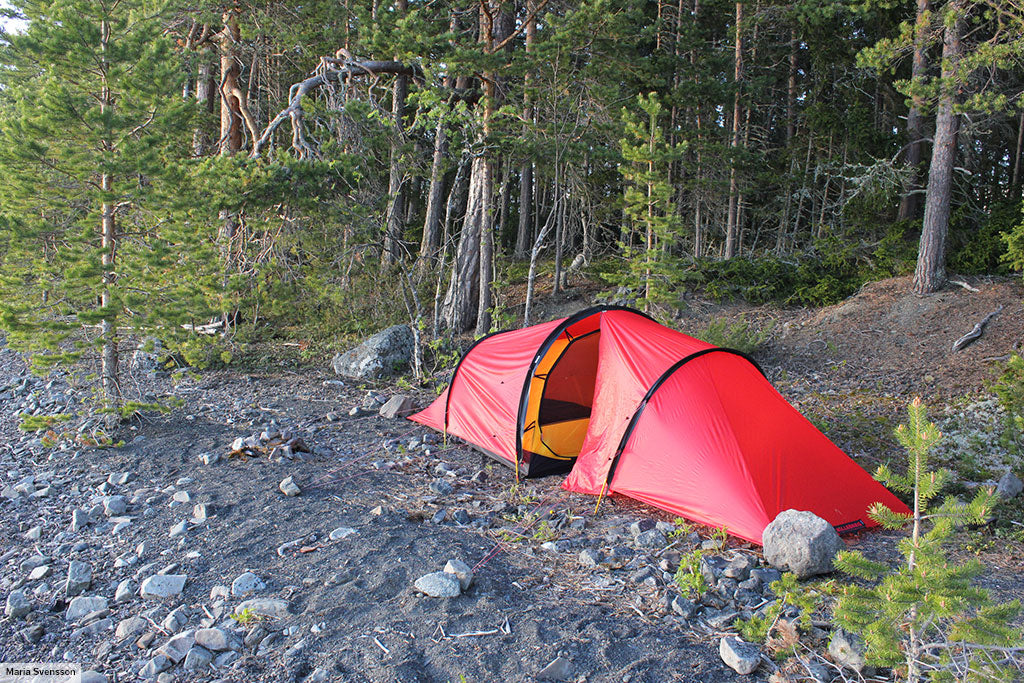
521, 319, 601, 466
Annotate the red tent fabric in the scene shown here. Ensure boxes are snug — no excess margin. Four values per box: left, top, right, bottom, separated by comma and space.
409, 306, 909, 544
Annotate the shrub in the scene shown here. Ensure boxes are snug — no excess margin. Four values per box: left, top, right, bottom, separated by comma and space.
696, 317, 773, 355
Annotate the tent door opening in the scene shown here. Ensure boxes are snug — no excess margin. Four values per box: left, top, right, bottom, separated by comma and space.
522, 328, 601, 473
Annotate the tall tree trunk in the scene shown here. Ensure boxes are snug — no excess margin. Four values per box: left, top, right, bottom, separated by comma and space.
442, 154, 486, 332
473, 4, 504, 334
420, 13, 459, 262
440, 0, 510, 334
474, 152, 496, 334
420, 115, 448, 260
516, 162, 533, 258
786, 27, 797, 144
99, 17, 118, 419
553, 174, 564, 296
218, 10, 243, 327
498, 157, 511, 246
1012, 110, 1023, 191
898, 0, 931, 221
219, 12, 242, 156
913, 0, 963, 294
193, 54, 213, 156
383, 0, 409, 263
779, 27, 797, 253
514, 0, 537, 259
691, 0, 703, 258
724, 1, 743, 259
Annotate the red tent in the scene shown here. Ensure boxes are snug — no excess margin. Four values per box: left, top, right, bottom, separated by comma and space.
409, 306, 908, 544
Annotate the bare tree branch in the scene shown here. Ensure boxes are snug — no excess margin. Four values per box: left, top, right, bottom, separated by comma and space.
251, 61, 420, 159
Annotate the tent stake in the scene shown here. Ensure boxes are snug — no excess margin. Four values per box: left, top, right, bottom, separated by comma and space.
594, 481, 608, 513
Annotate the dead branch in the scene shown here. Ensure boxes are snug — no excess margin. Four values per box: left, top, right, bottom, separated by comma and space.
949, 279, 980, 292
952, 305, 1003, 351
251, 61, 420, 159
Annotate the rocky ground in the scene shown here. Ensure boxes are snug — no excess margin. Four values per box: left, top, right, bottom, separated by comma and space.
1, 276, 1023, 683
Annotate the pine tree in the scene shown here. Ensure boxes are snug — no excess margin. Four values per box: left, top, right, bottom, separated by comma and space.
618, 92, 685, 313
0, 0, 203, 421
834, 398, 1022, 682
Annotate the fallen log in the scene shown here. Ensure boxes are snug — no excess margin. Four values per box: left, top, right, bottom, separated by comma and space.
952, 305, 1003, 351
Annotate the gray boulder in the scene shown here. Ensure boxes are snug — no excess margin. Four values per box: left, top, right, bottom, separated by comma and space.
719, 636, 761, 675
231, 572, 265, 597
414, 571, 461, 598
195, 627, 241, 652
115, 579, 136, 603
116, 616, 148, 640
762, 510, 844, 578
65, 595, 107, 622
578, 549, 601, 568
65, 560, 92, 596
671, 596, 697, 618
331, 324, 414, 380
234, 598, 291, 619
140, 574, 187, 600
183, 645, 213, 672
379, 395, 416, 419
997, 471, 1023, 499
139, 655, 172, 679
5, 589, 30, 618
443, 559, 474, 591
279, 476, 301, 497
537, 656, 574, 681
158, 629, 196, 663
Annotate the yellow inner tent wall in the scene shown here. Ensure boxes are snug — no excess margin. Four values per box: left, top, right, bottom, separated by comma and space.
521, 324, 601, 462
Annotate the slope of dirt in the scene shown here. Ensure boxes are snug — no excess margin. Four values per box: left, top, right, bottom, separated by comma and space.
771, 275, 1024, 397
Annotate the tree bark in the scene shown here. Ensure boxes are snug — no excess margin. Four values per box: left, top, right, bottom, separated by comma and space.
383, 0, 409, 263
724, 1, 743, 259
898, 0, 931, 221
498, 157, 511, 246
691, 0, 703, 258
554, 173, 565, 296
913, 0, 963, 294
474, 153, 495, 335
474, 3, 511, 335
217, 10, 244, 328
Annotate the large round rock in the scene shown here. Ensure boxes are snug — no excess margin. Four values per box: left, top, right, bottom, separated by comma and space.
761, 509, 843, 578
331, 325, 414, 380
